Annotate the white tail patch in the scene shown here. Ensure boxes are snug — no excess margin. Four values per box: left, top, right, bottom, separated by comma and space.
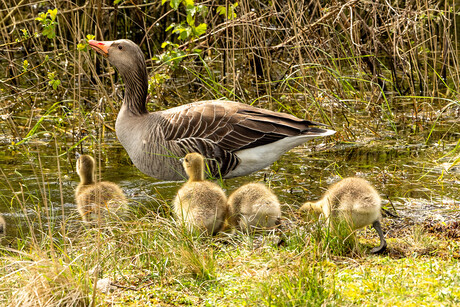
226, 130, 335, 178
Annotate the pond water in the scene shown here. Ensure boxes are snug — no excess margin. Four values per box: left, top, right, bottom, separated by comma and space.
0, 104, 459, 243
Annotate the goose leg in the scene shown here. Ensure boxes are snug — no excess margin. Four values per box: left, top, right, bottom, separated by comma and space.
370, 220, 387, 254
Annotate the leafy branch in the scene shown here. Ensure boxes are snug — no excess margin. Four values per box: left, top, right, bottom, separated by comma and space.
35, 8, 58, 39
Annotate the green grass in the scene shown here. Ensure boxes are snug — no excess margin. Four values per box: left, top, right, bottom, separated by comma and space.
1, 202, 459, 306
336, 256, 460, 305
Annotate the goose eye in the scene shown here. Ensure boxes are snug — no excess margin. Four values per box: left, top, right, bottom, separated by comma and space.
118, 45, 123, 50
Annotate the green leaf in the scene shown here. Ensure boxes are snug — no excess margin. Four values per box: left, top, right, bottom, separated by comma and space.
186, 14, 194, 26
217, 3, 238, 19
36, 12, 47, 22
42, 28, 50, 36
194, 23, 207, 36
184, 0, 194, 6
230, 2, 238, 19
186, 5, 197, 16
170, 0, 181, 10
179, 29, 189, 40
48, 8, 58, 21
216, 6, 226, 16
22, 60, 29, 72
43, 27, 56, 39
161, 41, 179, 49
52, 79, 61, 90
165, 23, 175, 32
77, 43, 87, 51
20, 29, 30, 39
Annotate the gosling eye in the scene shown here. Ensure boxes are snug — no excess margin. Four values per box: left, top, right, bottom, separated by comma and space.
118, 45, 123, 50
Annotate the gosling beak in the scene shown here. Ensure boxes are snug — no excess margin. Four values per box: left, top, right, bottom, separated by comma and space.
179, 158, 184, 163
88, 40, 114, 57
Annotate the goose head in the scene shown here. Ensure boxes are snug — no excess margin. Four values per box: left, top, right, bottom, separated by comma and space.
76, 153, 95, 185
182, 153, 205, 182
89, 39, 145, 73
89, 39, 148, 115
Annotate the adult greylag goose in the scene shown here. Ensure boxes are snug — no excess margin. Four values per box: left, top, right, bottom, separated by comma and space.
75, 153, 127, 222
228, 183, 281, 232
300, 177, 387, 254
173, 152, 228, 234
89, 39, 336, 181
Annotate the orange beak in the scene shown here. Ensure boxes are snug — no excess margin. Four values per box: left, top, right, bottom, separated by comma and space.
88, 40, 114, 57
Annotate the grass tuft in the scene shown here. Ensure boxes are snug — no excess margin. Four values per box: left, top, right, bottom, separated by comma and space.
5, 255, 90, 306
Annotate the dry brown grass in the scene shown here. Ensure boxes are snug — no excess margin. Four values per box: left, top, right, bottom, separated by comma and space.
5, 256, 90, 306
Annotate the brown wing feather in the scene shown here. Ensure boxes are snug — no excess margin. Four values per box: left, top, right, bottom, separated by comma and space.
160, 100, 327, 152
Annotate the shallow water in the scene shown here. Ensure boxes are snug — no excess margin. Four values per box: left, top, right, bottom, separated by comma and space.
0, 114, 458, 242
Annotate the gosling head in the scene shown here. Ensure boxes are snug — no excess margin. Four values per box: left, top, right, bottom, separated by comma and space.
0, 215, 5, 236
76, 153, 95, 185
181, 153, 205, 182
300, 202, 312, 211
299, 201, 323, 217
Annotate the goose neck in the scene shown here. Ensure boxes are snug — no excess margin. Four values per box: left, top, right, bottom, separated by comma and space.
120, 65, 148, 116
80, 177, 94, 185
188, 170, 205, 182
79, 171, 94, 185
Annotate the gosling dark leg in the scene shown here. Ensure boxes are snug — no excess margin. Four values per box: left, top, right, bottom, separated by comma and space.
370, 220, 387, 254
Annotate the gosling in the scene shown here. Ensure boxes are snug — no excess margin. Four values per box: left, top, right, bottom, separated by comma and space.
75, 153, 127, 222
0, 215, 5, 236
173, 153, 228, 235
300, 177, 387, 254
228, 183, 281, 232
